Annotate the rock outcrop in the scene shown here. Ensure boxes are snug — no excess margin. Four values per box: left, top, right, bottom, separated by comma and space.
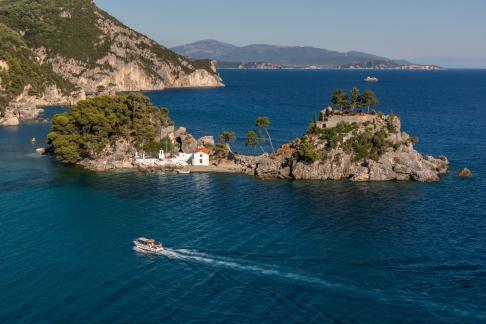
198, 136, 215, 147
0, 109, 19, 126
233, 111, 448, 182
458, 168, 472, 177
73, 111, 448, 182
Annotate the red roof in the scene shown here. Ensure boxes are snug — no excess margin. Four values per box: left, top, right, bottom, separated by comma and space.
196, 147, 211, 154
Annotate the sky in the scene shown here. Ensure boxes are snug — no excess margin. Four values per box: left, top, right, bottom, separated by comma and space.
95, 0, 486, 68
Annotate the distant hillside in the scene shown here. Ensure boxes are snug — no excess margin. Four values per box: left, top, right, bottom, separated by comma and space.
0, 0, 222, 125
172, 39, 411, 68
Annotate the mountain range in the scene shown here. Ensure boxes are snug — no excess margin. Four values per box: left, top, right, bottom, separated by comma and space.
173, 40, 417, 69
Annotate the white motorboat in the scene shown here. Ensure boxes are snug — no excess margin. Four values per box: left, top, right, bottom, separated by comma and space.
364, 76, 379, 82
133, 237, 163, 254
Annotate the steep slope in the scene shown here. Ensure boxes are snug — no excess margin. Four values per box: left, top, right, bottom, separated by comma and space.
0, 22, 76, 119
0, 0, 223, 125
172, 40, 403, 67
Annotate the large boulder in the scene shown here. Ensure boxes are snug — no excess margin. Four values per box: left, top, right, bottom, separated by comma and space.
350, 165, 370, 181
9, 102, 43, 120
178, 133, 198, 153
174, 127, 187, 137
198, 136, 215, 147
0, 107, 20, 126
111, 139, 132, 161
292, 161, 330, 180
160, 125, 175, 139
368, 160, 397, 181
172, 127, 198, 153
254, 157, 290, 179
458, 168, 472, 177
411, 169, 440, 182
0, 114, 20, 126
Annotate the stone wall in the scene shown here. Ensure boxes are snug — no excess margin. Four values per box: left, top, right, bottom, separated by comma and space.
317, 113, 378, 129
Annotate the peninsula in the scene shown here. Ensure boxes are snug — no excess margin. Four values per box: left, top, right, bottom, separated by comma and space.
46, 91, 448, 182
0, 0, 223, 127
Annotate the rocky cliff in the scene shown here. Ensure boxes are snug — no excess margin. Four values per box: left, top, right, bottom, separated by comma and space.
46, 93, 448, 182
234, 110, 448, 182
0, 0, 223, 126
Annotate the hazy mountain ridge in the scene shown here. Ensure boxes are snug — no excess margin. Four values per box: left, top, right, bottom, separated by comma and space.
173, 39, 413, 68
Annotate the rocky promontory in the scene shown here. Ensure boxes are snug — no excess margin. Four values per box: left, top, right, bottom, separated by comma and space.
0, 0, 223, 126
46, 93, 448, 182
233, 110, 448, 182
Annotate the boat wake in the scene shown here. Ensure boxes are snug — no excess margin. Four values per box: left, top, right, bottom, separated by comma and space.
158, 248, 486, 321
160, 248, 345, 289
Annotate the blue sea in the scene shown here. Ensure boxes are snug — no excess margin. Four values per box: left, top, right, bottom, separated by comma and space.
0, 70, 485, 323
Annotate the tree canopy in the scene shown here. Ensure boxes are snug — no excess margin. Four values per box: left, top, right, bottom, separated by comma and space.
255, 116, 275, 153
47, 93, 172, 163
330, 88, 379, 112
219, 131, 236, 144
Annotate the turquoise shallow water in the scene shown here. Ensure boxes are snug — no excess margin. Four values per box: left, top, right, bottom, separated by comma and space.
1, 70, 485, 323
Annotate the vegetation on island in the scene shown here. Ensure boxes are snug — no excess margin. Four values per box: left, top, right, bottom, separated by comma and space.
214, 131, 237, 159
245, 116, 275, 154
296, 136, 320, 162
295, 89, 403, 163
331, 88, 379, 112
47, 93, 172, 163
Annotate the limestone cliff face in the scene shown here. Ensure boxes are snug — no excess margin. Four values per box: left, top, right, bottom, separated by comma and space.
45, 12, 223, 95
0, 0, 223, 126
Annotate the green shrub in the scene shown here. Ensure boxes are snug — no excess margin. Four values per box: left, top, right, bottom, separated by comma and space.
387, 115, 399, 133
297, 137, 319, 162
319, 122, 357, 150
213, 143, 230, 159
348, 129, 388, 161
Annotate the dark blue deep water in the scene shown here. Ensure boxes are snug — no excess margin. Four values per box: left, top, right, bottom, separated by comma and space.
1, 70, 485, 323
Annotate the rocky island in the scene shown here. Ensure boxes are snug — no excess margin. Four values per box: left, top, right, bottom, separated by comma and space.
46, 90, 448, 182
0, 0, 222, 127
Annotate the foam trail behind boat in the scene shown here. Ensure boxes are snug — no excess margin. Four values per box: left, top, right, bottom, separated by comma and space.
159, 248, 486, 321
161, 248, 345, 290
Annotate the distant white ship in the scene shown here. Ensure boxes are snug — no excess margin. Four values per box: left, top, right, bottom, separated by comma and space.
364, 76, 379, 82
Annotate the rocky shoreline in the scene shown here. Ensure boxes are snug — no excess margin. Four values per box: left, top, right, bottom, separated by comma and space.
76, 149, 448, 183
72, 111, 449, 183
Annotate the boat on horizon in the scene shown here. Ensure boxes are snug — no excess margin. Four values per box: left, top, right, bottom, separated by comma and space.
364, 76, 379, 82
133, 237, 164, 254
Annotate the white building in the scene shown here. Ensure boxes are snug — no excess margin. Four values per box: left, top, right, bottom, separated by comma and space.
135, 149, 211, 168
192, 149, 210, 166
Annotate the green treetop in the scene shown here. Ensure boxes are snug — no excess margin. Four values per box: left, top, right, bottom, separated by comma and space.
245, 130, 266, 154
331, 89, 349, 111
350, 87, 360, 111
255, 116, 275, 153
359, 89, 379, 112
330, 88, 379, 113
47, 93, 172, 163
218, 131, 237, 155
